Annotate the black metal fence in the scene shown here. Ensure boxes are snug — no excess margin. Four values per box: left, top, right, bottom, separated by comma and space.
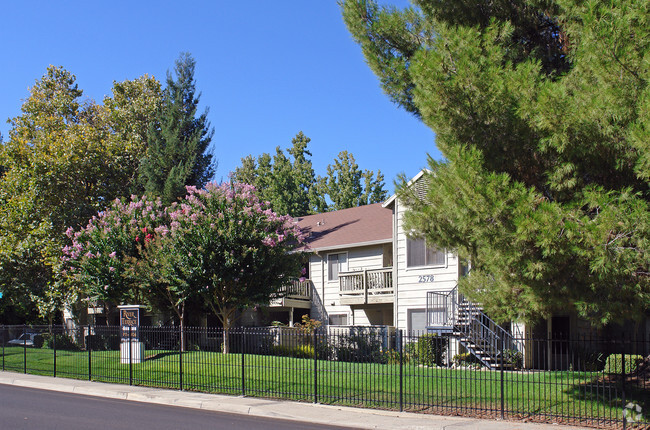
1, 324, 648, 429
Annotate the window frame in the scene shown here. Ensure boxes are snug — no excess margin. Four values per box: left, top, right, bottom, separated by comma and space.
328, 313, 349, 326
327, 252, 349, 281
406, 237, 446, 269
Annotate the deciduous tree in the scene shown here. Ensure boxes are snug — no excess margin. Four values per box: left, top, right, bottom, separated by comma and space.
234, 132, 324, 216
0, 67, 163, 323
234, 133, 386, 215
322, 151, 387, 210
145, 183, 304, 352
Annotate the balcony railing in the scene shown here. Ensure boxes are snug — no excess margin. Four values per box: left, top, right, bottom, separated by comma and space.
276, 279, 312, 301
339, 268, 393, 304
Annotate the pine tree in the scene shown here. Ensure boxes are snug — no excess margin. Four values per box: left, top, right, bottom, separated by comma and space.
140, 53, 214, 205
342, 0, 650, 326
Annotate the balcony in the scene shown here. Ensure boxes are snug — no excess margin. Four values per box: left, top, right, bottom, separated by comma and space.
339, 268, 394, 305
270, 279, 312, 309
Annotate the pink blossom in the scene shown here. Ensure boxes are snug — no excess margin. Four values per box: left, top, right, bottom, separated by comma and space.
262, 237, 277, 247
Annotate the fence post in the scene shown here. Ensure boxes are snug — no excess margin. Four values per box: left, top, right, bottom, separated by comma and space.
23, 325, 27, 374
129, 326, 133, 386
500, 336, 505, 420
88, 326, 92, 381
53, 327, 56, 378
179, 325, 183, 391
241, 329, 246, 396
622, 346, 627, 430
313, 328, 318, 404
2, 326, 5, 372
399, 329, 403, 412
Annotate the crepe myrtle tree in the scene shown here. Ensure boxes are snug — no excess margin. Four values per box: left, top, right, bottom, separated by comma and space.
59, 195, 166, 319
145, 182, 305, 353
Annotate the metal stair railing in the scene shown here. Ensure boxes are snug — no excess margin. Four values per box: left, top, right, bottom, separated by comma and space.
426, 288, 457, 327
455, 295, 502, 368
426, 286, 523, 369
455, 290, 524, 369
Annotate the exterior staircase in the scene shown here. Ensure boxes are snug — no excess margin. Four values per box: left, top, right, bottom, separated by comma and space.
426, 286, 522, 370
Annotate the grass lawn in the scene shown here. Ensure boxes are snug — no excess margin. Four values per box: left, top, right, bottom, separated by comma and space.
1, 345, 645, 426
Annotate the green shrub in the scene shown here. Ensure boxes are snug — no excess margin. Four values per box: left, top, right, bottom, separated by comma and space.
604, 354, 643, 374
334, 328, 387, 363
85, 335, 120, 351
42, 333, 80, 351
32, 335, 44, 348
293, 344, 314, 358
384, 349, 404, 365
272, 344, 314, 359
453, 352, 480, 367
574, 349, 606, 372
412, 334, 447, 366
503, 349, 523, 369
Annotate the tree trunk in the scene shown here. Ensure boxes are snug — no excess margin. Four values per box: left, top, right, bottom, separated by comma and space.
222, 311, 231, 354
220, 308, 237, 354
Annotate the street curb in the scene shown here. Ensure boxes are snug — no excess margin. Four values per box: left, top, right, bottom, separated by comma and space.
0, 372, 589, 430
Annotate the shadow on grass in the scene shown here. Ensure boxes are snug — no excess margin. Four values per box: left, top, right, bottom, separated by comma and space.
143, 351, 180, 361
565, 371, 650, 424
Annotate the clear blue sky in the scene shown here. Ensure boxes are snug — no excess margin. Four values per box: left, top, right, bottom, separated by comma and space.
0, 1, 440, 194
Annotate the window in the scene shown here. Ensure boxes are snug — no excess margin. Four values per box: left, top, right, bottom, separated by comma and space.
329, 314, 348, 326
408, 308, 427, 334
406, 238, 445, 268
327, 252, 348, 281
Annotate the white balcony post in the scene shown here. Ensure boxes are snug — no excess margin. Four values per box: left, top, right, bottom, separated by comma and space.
364, 269, 368, 304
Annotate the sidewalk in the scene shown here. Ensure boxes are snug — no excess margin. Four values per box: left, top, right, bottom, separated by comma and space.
0, 371, 591, 430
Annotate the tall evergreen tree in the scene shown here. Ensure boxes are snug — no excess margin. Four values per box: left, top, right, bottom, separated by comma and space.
140, 53, 215, 205
342, 0, 650, 325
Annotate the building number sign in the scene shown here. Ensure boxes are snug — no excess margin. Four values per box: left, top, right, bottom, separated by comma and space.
418, 275, 435, 283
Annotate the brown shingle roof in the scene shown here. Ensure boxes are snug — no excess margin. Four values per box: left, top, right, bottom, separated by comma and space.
294, 203, 392, 251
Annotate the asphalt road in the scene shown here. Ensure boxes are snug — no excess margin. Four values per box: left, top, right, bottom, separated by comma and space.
0, 384, 358, 430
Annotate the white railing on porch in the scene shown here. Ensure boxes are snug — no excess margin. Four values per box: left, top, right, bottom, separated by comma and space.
339, 268, 393, 297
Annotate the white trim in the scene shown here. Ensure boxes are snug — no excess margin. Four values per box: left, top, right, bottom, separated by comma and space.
383, 169, 429, 208
308, 238, 392, 253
